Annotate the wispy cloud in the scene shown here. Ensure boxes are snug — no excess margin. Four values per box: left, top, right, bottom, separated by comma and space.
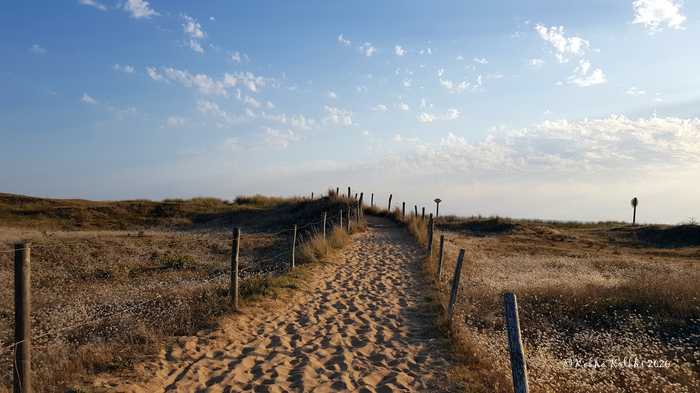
113, 64, 135, 73
182, 15, 205, 53
474, 57, 488, 64
394, 45, 406, 56
371, 104, 388, 112
626, 86, 647, 96
29, 44, 47, 55
323, 105, 353, 126
79, 0, 107, 11
337, 34, 351, 46
535, 24, 590, 63
417, 108, 460, 123
81, 93, 97, 105
165, 116, 186, 128
567, 59, 606, 87
359, 42, 376, 57
632, 0, 686, 32
123, 0, 158, 19
264, 127, 300, 148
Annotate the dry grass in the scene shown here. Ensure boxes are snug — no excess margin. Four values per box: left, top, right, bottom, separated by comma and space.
0, 192, 363, 392
425, 217, 700, 393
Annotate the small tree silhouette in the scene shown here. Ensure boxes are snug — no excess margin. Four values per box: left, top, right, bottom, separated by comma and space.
631, 197, 639, 225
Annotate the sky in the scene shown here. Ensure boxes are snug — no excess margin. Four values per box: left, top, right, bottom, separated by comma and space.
1, 0, 700, 223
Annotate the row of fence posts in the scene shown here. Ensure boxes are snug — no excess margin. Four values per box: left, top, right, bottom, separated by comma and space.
419, 206, 529, 393
9, 198, 358, 393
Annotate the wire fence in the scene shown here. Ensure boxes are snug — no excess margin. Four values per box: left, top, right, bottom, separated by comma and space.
0, 193, 365, 391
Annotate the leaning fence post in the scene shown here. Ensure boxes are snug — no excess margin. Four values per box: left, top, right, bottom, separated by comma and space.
447, 249, 465, 322
402, 202, 406, 219
322, 211, 327, 240
427, 213, 434, 257
14, 243, 31, 393
504, 292, 530, 393
290, 224, 297, 269
230, 228, 240, 310
388, 194, 393, 211
437, 235, 445, 280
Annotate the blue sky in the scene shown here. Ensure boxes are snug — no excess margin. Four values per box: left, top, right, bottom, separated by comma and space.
2, 0, 700, 223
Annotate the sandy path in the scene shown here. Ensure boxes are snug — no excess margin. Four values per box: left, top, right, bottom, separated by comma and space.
110, 217, 455, 392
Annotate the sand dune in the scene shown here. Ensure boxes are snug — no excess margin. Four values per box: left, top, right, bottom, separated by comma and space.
107, 217, 455, 392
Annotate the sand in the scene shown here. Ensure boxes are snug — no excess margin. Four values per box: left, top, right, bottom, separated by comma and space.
107, 217, 455, 392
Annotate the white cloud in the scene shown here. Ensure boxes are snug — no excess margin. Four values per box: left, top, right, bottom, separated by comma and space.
264, 127, 299, 148
402, 79, 413, 88
356, 85, 368, 93
165, 116, 186, 128
528, 58, 545, 68
418, 109, 461, 123
29, 44, 46, 55
474, 57, 489, 64
243, 96, 262, 108
164, 67, 227, 95
188, 40, 204, 53
371, 104, 388, 112
146, 66, 163, 81
456, 55, 465, 61
123, 0, 158, 19
568, 59, 607, 87
398, 102, 410, 111
337, 34, 352, 46
113, 64, 135, 73
535, 24, 590, 63
359, 42, 376, 57
394, 45, 406, 56
632, 0, 686, 32
323, 106, 353, 127
81, 93, 97, 105
230, 51, 249, 64
439, 76, 480, 93
79, 0, 107, 11
223, 71, 271, 93
626, 86, 647, 96
197, 100, 245, 126
327, 91, 337, 99
419, 48, 432, 55
182, 15, 204, 39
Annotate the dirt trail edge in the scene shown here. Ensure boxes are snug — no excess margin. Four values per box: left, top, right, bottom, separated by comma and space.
107, 216, 457, 393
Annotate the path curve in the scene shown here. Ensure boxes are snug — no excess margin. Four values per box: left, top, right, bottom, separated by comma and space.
112, 217, 455, 392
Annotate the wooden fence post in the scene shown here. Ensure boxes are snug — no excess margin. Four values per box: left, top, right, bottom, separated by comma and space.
14, 243, 31, 393
354, 193, 357, 200
336, 187, 339, 196
348, 187, 351, 198
504, 293, 530, 393
447, 249, 465, 322
402, 202, 406, 219
422, 207, 425, 220
230, 228, 240, 311
371, 193, 374, 207
346, 209, 351, 232
427, 214, 434, 257
322, 211, 327, 240
437, 235, 445, 280
414, 205, 418, 217
359, 193, 364, 216
311, 192, 314, 199
339, 209, 343, 230
290, 225, 297, 269
388, 194, 393, 211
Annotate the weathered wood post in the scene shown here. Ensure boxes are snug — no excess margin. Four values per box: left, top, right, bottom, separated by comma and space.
348, 187, 351, 198
631, 197, 639, 225
336, 187, 339, 196
311, 192, 314, 199
339, 209, 343, 230
427, 213, 434, 257
504, 292, 529, 393
402, 202, 406, 219
371, 193, 374, 207
14, 243, 31, 393
422, 207, 425, 220
290, 225, 297, 269
437, 235, 445, 280
388, 194, 393, 211
434, 198, 442, 218
322, 212, 327, 239
346, 208, 351, 232
359, 193, 364, 216
230, 228, 240, 310
447, 249, 465, 322
414, 205, 418, 217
